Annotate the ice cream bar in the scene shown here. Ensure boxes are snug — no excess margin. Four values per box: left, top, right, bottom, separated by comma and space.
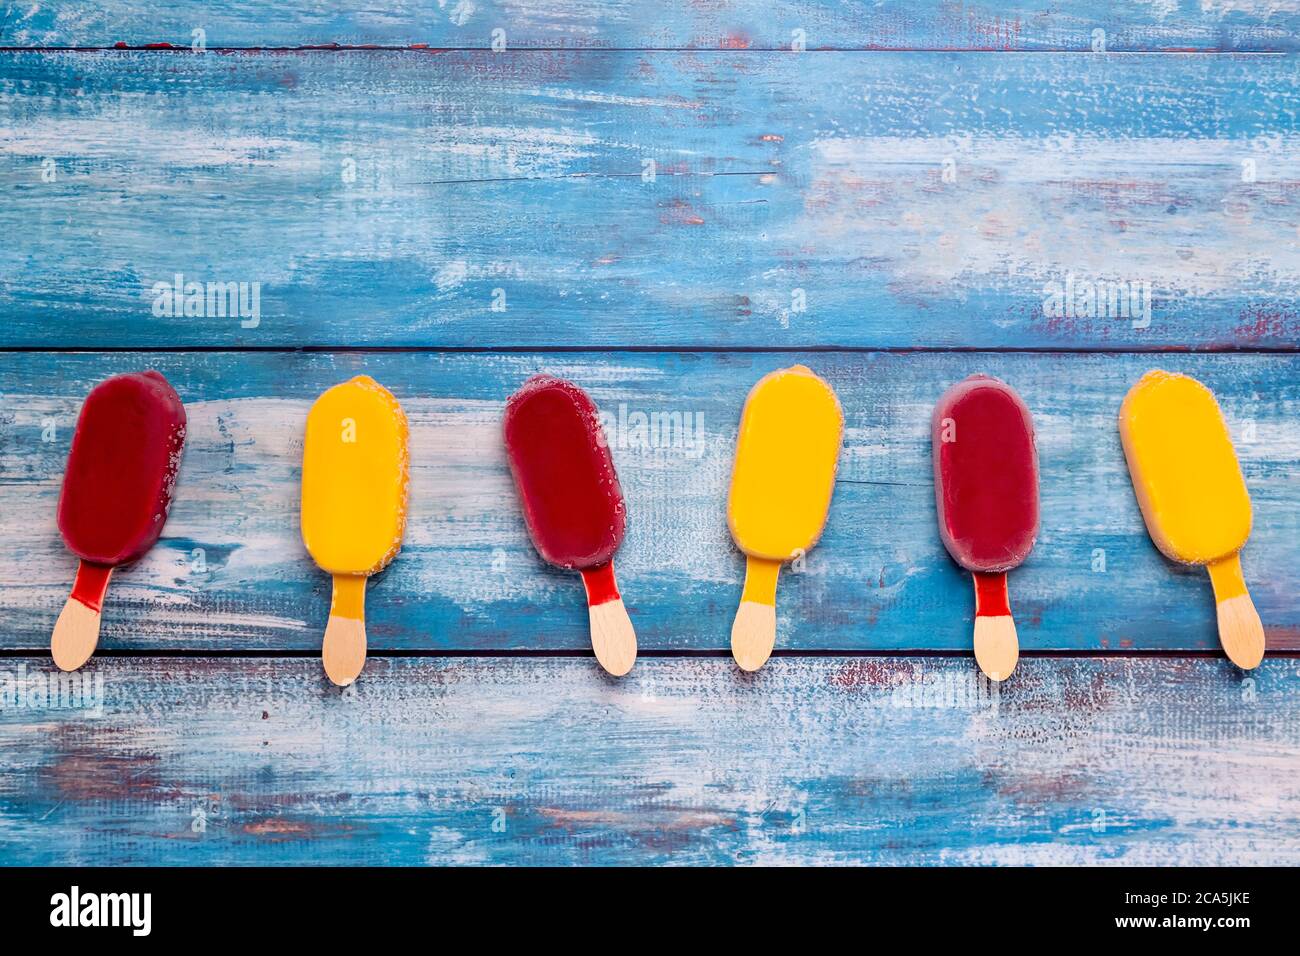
301, 376, 410, 686
504, 374, 635, 676
727, 366, 842, 672
1120, 370, 1264, 669
932, 374, 1038, 681
52, 370, 187, 671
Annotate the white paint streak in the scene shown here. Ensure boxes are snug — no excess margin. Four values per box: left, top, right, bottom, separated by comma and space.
803, 134, 1300, 299
5, 657, 1292, 865
0, 116, 315, 169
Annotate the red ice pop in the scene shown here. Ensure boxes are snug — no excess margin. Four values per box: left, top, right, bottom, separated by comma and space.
503, 375, 636, 675
52, 371, 187, 671
932, 374, 1038, 681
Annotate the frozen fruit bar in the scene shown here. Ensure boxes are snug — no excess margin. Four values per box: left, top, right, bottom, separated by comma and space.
53, 370, 187, 671
504, 375, 635, 676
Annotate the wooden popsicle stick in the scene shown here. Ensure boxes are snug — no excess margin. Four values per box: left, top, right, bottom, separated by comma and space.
731, 556, 781, 672
580, 562, 636, 676
52, 561, 112, 672
972, 571, 1019, 682
322, 573, 368, 687
1207, 553, 1266, 670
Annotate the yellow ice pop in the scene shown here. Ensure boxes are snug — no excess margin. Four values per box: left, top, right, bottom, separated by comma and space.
727, 366, 843, 671
1119, 370, 1264, 669
301, 376, 410, 686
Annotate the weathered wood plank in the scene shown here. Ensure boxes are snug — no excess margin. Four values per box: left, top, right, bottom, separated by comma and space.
0, 656, 1295, 865
2, 1, 1297, 51
1, 350, 1295, 653
1, 50, 1296, 349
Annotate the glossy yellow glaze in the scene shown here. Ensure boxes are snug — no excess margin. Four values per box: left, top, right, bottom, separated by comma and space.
301, 376, 410, 579
728, 365, 843, 565
1119, 370, 1251, 565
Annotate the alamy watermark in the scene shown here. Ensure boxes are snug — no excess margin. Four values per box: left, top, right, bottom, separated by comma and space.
0, 664, 104, 717
1042, 274, 1151, 329
151, 273, 261, 328
888, 669, 1000, 711
597, 404, 707, 458
50, 886, 150, 936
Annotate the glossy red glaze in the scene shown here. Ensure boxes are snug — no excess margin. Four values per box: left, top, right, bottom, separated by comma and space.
580, 562, 621, 606
57, 371, 187, 565
973, 571, 1011, 617
503, 375, 626, 570
70, 561, 113, 612
932, 375, 1038, 573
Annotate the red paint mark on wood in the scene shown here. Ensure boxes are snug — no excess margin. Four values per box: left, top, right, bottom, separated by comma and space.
659, 199, 707, 227
997, 772, 1087, 804
1266, 626, 1300, 651
720, 34, 751, 50
1234, 305, 1298, 343
1061, 671, 1112, 712
242, 818, 316, 839
45, 753, 178, 802
951, 11, 1024, 52
827, 659, 915, 689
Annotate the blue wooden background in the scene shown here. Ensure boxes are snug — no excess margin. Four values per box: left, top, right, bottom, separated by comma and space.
0, 1, 1297, 865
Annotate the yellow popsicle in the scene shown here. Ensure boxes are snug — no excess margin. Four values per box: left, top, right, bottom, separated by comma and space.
1119, 370, 1264, 669
727, 365, 843, 671
301, 376, 410, 686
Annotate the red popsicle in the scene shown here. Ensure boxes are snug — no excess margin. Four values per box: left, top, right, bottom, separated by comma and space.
52, 371, 187, 671
503, 374, 636, 675
932, 374, 1038, 681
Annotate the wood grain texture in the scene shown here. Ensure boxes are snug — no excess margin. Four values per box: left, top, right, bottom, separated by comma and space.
0, 656, 1295, 866
3, 1, 1297, 51
1, 9, 1297, 870
1, 350, 1295, 654
2, 50, 1297, 349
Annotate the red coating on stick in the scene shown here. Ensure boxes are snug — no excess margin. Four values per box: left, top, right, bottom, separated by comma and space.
973, 571, 1010, 617
70, 561, 112, 613
580, 562, 621, 607
503, 375, 626, 570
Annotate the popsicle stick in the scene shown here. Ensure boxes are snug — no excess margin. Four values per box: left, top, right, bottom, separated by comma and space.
972, 571, 1019, 682
322, 573, 367, 687
1207, 553, 1266, 670
580, 562, 636, 676
51, 561, 112, 672
732, 556, 781, 672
